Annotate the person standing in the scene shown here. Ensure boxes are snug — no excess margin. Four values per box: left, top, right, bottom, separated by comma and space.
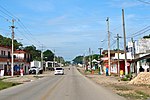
139, 66, 144, 72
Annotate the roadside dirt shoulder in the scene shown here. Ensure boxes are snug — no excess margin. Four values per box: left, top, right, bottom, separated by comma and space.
77, 67, 150, 100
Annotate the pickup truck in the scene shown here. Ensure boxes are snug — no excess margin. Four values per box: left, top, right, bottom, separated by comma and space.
29, 61, 43, 74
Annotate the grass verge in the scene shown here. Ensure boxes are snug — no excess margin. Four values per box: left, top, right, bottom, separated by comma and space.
0, 79, 21, 90
114, 85, 150, 100
118, 91, 150, 100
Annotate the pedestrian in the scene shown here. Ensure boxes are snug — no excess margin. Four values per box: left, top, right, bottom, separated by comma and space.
147, 68, 149, 72
139, 66, 144, 72
20, 68, 24, 76
106, 64, 109, 76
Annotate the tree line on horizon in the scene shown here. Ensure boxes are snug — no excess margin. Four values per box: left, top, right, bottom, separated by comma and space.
0, 35, 65, 64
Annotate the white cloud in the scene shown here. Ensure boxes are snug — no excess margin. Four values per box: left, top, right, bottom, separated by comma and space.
21, 0, 55, 12
108, 1, 141, 8
126, 14, 135, 20
47, 15, 68, 25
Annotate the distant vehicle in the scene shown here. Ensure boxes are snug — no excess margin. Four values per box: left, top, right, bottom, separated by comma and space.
29, 61, 43, 74
54, 67, 64, 75
45, 61, 64, 70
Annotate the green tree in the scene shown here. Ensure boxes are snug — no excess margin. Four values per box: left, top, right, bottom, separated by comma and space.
65, 61, 71, 66
0, 35, 22, 49
56, 56, 65, 64
43, 50, 54, 61
24, 45, 41, 61
72, 56, 83, 64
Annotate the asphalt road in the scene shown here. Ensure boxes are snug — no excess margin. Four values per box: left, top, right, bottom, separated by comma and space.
0, 66, 126, 100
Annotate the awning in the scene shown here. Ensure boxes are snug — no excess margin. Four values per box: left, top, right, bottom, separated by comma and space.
134, 53, 150, 62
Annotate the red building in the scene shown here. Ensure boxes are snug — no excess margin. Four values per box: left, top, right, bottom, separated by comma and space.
101, 50, 131, 75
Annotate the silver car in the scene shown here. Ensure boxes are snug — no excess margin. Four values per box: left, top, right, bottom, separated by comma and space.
54, 67, 64, 75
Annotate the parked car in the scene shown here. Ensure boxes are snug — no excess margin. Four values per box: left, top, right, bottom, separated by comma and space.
30, 61, 43, 74
54, 67, 64, 75
29, 66, 39, 74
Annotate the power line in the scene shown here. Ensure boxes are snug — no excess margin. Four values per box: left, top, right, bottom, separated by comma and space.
137, 0, 150, 4
0, 14, 10, 22
16, 21, 42, 45
110, 38, 116, 48
133, 28, 150, 37
131, 26, 150, 35
127, 26, 150, 38
111, 25, 122, 32
15, 30, 39, 46
0, 5, 21, 20
0, 5, 44, 47
0, 9, 13, 19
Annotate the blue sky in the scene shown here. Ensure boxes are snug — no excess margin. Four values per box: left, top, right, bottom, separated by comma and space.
0, 0, 150, 60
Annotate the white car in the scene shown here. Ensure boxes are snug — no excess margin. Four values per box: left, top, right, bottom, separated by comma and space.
54, 67, 64, 75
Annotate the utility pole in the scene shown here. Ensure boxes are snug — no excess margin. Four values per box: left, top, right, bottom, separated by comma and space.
122, 9, 128, 75
89, 48, 92, 69
53, 50, 55, 68
92, 51, 94, 61
92, 50, 94, 69
106, 17, 111, 75
41, 44, 44, 71
83, 53, 85, 68
131, 38, 137, 76
11, 19, 15, 77
98, 48, 103, 60
98, 48, 103, 75
115, 34, 122, 77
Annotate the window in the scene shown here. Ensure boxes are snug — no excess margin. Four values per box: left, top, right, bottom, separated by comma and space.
55, 68, 63, 70
3, 51, 5, 56
8, 51, 11, 58
24, 54, 26, 59
1, 50, 3, 55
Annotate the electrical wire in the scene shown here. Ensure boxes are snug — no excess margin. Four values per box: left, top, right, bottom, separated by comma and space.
0, 5, 44, 48
15, 30, 39, 46
0, 14, 10, 22
0, 9, 13, 19
137, 0, 150, 4
110, 40, 117, 49
16, 21, 42, 45
127, 26, 150, 38
133, 28, 150, 38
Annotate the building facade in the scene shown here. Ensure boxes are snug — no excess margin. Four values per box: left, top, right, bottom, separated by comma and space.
0, 46, 11, 76
0, 46, 31, 76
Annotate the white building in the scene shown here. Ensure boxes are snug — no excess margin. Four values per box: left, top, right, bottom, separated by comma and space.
128, 38, 150, 73
13, 50, 31, 74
